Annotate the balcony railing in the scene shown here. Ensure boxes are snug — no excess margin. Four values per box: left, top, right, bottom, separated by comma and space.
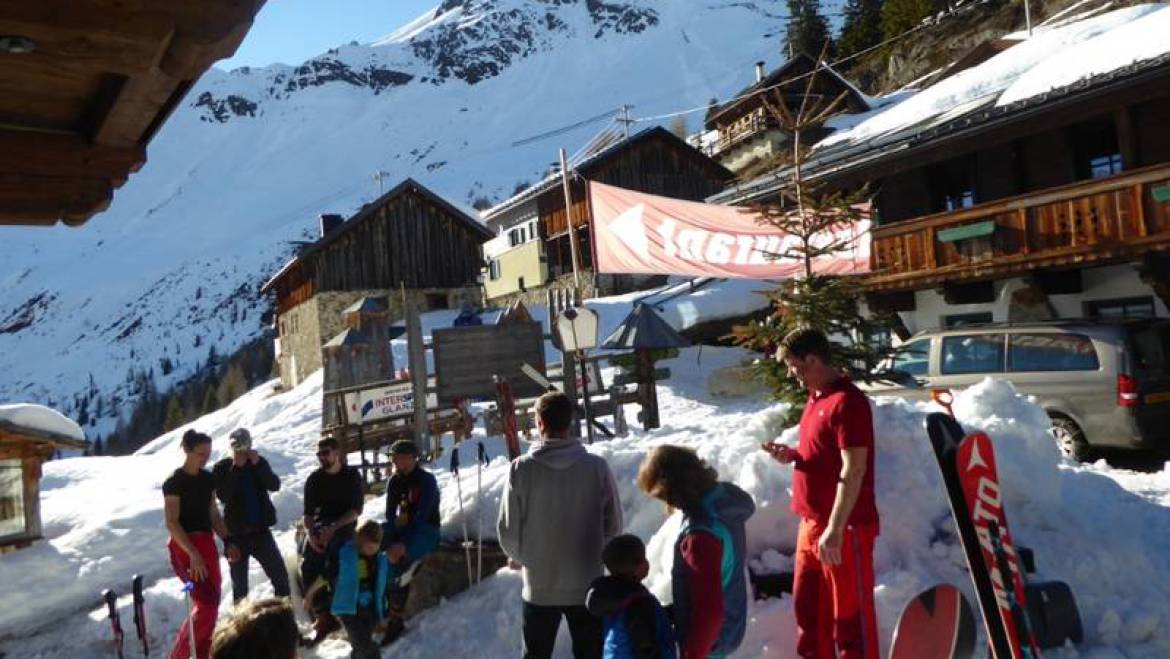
703, 114, 778, 158
866, 164, 1170, 291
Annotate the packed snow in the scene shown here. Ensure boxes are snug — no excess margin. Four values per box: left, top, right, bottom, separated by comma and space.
3, 335, 1169, 657
0, 404, 86, 441
818, 4, 1170, 149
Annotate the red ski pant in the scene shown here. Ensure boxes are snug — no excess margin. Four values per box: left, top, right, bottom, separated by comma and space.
793, 519, 879, 659
167, 532, 221, 659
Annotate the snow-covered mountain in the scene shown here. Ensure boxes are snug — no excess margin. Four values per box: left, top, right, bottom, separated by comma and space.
0, 0, 830, 439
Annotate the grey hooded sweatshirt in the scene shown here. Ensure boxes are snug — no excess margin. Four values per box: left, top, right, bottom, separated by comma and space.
497, 437, 623, 606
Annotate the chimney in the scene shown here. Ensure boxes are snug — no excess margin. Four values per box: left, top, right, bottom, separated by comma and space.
755, 61, 766, 83
319, 213, 344, 237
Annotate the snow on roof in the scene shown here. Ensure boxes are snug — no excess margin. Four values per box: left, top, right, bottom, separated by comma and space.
997, 6, 1170, 105
0, 404, 85, 442
818, 4, 1170, 151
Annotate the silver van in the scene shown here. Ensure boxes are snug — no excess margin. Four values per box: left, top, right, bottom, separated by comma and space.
867, 320, 1170, 461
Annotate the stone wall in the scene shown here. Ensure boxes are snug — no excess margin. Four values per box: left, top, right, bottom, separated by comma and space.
404, 540, 509, 618
276, 297, 323, 389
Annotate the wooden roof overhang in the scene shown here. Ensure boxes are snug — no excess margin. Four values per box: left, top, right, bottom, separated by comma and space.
0, 419, 89, 460
0, 0, 265, 227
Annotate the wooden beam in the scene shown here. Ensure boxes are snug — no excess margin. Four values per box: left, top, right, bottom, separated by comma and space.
0, 15, 173, 76
0, 175, 112, 225
90, 68, 181, 147
0, 129, 144, 179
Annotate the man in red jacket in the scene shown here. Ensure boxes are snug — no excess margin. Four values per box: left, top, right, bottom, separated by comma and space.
763, 328, 879, 659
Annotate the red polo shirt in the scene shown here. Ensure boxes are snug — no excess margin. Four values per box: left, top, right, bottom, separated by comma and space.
791, 377, 879, 529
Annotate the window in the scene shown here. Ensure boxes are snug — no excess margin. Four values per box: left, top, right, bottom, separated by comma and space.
0, 460, 26, 538
425, 293, 449, 310
1008, 333, 1099, 372
944, 312, 993, 328
929, 156, 977, 213
891, 339, 930, 376
1070, 116, 1122, 180
1086, 297, 1155, 320
1131, 324, 1170, 377
488, 259, 500, 281
941, 334, 1005, 375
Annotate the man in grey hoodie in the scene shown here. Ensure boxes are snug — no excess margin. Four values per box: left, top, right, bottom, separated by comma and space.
498, 390, 623, 659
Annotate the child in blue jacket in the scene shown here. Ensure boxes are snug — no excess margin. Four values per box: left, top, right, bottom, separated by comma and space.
302, 520, 389, 659
586, 534, 677, 659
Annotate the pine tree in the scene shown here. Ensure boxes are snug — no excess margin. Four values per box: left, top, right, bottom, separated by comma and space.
201, 383, 220, 415
729, 67, 898, 423
163, 395, 185, 432
785, 0, 833, 59
838, 0, 884, 60
881, 0, 933, 42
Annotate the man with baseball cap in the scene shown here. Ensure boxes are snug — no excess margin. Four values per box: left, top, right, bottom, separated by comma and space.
212, 428, 291, 603
378, 439, 441, 646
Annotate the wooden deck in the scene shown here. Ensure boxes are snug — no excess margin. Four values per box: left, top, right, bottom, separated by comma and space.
866, 164, 1170, 290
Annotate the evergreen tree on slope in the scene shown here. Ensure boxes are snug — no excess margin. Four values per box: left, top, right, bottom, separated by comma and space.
838, 0, 885, 60
785, 0, 834, 59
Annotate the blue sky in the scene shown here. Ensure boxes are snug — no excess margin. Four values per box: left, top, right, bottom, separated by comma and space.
218, 0, 439, 70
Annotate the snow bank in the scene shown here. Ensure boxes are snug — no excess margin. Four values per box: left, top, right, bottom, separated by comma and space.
0, 403, 85, 441
4, 349, 1170, 658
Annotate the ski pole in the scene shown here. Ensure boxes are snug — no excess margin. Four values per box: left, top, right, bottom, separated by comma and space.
476, 441, 488, 584
182, 581, 197, 659
449, 448, 474, 586
132, 574, 149, 658
103, 589, 124, 659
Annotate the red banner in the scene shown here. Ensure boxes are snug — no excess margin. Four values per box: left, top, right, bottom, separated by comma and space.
589, 181, 870, 279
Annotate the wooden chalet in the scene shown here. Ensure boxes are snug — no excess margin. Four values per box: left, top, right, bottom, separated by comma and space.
711, 43, 1170, 334
0, 412, 89, 552
0, 1, 265, 226
700, 54, 869, 175
261, 179, 493, 388
481, 126, 733, 302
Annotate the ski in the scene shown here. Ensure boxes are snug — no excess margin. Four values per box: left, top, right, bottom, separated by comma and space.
132, 574, 148, 657
888, 583, 976, 659
102, 588, 124, 659
925, 413, 1015, 659
956, 432, 1042, 659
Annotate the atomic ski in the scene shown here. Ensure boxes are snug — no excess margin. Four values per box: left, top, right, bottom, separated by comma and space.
956, 431, 1042, 659
926, 412, 1016, 659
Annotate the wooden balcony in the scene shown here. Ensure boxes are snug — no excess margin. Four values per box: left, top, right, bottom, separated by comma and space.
865, 164, 1170, 291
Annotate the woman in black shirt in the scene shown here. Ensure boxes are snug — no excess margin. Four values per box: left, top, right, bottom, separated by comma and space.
163, 429, 238, 659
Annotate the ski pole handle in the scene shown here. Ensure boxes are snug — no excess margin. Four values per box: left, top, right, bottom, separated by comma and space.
449, 447, 460, 475
931, 389, 955, 417
477, 441, 488, 466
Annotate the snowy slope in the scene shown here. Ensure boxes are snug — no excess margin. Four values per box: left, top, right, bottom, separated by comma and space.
0, 0, 830, 442
3, 337, 1170, 656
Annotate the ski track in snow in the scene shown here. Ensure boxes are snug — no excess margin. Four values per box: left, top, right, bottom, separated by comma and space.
2, 343, 1169, 658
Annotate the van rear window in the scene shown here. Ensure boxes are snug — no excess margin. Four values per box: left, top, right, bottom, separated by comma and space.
1131, 324, 1170, 376
941, 335, 1005, 375
1007, 333, 1099, 372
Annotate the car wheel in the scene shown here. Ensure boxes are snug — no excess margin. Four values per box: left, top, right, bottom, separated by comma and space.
1050, 415, 1092, 462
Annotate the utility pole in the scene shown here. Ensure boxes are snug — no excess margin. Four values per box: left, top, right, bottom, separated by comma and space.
559, 148, 582, 291
373, 170, 391, 196
617, 105, 635, 139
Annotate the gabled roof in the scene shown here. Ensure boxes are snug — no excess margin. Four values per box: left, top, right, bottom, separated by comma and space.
481, 126, 732, 224
323, 327, 370, 348
601, 303, 692, 350
343, 296, 389, 315
704, 53, 870, 129
261, 178, 491, 293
